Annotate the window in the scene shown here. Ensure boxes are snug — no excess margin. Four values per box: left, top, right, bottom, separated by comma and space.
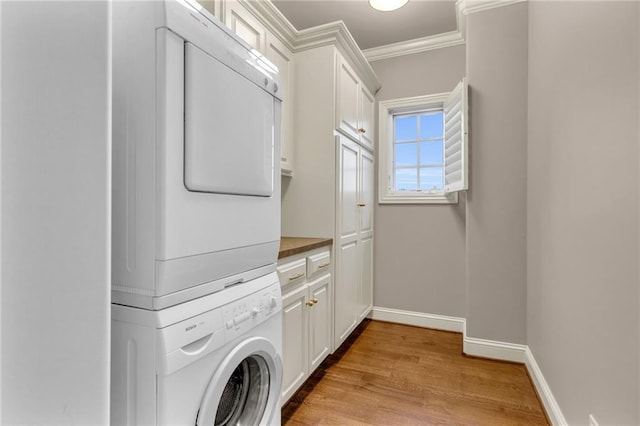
378, 79, 468, 204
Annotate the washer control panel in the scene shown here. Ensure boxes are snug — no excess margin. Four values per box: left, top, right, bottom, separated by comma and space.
223, 281, 281, 341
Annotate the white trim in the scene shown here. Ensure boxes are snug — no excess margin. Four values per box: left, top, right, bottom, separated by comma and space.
363, 31, 465, 62
378, 93, 460, 205
525, 348, 568, 426
369, 307, 465, 333
244, 0, 529, 68
379, 193, 458, 205
462, 334, 527, 363
240, 0, 297, 51
456, 0, 526, 16
239, 0, 381, 93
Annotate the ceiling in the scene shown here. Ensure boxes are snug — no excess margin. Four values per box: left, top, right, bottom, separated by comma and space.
271, 0, 458, 51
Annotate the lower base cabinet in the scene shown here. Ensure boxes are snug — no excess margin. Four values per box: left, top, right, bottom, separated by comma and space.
278, 247, 332, 405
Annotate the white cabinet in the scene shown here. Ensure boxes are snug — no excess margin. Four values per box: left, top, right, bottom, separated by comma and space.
360, 86, 375, 149
336, 56, 375, 151
281, 281, 308, 403
223, 1, 295, 176
281, 45, 378, 353
224, 1, 267, 52
336, 59, 360, 141
335, 135, 374, 347
278, 247, 332, 405
199, 0, 221, 20
265, 33, 295, 176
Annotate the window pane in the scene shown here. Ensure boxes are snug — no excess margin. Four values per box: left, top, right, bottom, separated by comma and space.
419, 167, 443, 191
420, 141, 443, 166
394, 115, 417, 141
420, 112, 443, 138
395, 168, 417, 191
395, 142, 417, 167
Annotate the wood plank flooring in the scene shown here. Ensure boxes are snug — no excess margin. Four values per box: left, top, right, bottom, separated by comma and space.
282, 320, 549, 425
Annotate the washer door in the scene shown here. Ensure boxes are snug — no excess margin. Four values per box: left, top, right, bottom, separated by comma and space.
196, 337, 282, 426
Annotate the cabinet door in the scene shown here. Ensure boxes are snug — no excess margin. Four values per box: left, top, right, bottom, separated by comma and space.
359, 86, 375, 150
359, 149, 374, 236
338, 137, 359, 240
281, 283, 309, 404
199, 0, 221, 20
336, 58, 360, 141
357, 148, 374, 319
335, 135, 360, 348
335, 241, 358, 348
308, 274, 332, 371
266, 33, 294, 176
224, 1, 266, 52
358, 236, 373, 320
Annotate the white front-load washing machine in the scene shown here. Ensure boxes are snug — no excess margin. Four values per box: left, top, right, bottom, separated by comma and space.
111, 273, 282, 425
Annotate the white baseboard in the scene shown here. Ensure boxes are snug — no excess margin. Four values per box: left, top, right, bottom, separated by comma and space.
369, 306, 566, 425
525, 347, 568, 426
462, 335, 528, 363
369, 306, 465, 333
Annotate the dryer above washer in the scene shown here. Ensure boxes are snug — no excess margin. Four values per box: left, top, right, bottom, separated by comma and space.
111, 0, 282, 310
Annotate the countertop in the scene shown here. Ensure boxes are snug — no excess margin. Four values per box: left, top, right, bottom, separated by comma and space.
279, 237, 333, 259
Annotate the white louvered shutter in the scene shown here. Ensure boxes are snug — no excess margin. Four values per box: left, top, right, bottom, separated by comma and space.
443, 79, 468, 193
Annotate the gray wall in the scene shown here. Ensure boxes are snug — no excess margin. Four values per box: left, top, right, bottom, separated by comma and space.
527, 2, 639, 424
1, 2, 111, 423
465, 3, 528, 344
372, 45, 467, 317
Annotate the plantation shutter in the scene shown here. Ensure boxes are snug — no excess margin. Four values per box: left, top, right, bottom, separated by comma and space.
443, 79, 468, 193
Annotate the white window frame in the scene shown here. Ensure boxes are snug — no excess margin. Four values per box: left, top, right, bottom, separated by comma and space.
378, 93, 457, 204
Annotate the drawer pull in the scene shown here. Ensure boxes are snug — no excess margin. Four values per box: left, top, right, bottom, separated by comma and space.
288, 272, 304, 281
317, 262, 330, 269
357, 203, 366, 207
305, 298, 319, 307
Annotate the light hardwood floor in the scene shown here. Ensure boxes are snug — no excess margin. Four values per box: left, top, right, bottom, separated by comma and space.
282, 320, 549, 425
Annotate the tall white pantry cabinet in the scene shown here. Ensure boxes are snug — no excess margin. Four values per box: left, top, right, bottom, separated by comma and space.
281, 44, 379, 350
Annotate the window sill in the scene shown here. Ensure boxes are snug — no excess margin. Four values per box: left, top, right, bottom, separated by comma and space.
379, 192, 458, 205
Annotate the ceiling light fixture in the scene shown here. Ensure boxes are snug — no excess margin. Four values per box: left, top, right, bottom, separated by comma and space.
368, 0, 408, 12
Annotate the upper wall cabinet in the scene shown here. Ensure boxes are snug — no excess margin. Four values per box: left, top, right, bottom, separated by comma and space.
224, 1, 267, 52
199, 0, 221, 20
266, 33, 295, 176
336, 56, 375, 151
222, 0, 295, 176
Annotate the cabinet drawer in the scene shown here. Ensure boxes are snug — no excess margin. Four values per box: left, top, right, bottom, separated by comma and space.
307, 250, 331, 277
277, 258, 306, 285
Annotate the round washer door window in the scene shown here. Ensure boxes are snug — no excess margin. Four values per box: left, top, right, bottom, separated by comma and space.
215, 355, 269, 425
196, 337, 282, 426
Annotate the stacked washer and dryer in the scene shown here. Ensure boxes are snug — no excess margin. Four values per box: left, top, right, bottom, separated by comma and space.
110, 1, 283, 424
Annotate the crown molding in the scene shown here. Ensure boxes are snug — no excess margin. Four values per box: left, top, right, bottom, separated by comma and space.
456, 0, 526, 16
363, 30, 465, 62
238, 0, 524, 88
238, 1, 380, 92
240, 0, 297, 51
295, 20, 381, 92
456, 0, 527, 38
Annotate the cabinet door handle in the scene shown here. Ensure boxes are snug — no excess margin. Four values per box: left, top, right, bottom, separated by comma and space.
357, 203, 366, 207
358, 128, 366, 134
311, 298, 319, 304
305, 300, 314, 307
317, 262, 330, 269
288, 272, 304, 281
